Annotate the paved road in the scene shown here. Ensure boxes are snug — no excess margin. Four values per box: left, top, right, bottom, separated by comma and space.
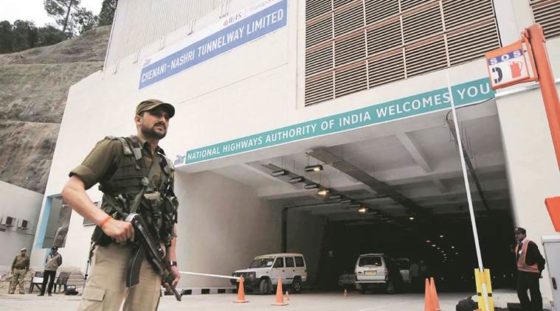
0, 291, 473, 311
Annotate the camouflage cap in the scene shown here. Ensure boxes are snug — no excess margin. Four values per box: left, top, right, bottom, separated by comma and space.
136, 99, 175, 118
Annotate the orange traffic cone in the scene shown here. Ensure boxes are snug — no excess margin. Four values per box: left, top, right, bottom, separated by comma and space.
424, 278, 433, 311
429, 277, 441, 311
272, 277, 288, 306
234, 276, 248, 303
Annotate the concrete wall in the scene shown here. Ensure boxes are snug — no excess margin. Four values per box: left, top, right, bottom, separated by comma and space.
0, 181, 42, 269
176, 171, 281, 287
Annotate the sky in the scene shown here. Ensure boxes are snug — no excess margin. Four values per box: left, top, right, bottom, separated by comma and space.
0, 0, 103, 27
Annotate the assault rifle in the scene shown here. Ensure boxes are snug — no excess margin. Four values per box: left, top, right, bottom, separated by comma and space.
124, 213, 181, 301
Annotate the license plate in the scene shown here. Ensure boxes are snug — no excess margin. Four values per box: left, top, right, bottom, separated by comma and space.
365, 271, 376, 276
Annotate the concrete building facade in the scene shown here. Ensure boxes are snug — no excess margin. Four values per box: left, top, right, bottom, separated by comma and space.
30, 0, 560, 305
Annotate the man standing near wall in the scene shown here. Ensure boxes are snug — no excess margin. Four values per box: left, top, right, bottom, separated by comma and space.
38, 246, 62, 296
62, 99, 180, 310
9, 248, 29, 294
514, 227, 546, 311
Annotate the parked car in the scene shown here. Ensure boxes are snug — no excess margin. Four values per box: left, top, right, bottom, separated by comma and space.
354, 253, 403, 294
395, 257, 412, 284
231, 253, 307, 294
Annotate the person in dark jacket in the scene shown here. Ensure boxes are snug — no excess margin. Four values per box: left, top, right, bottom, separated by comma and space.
514, 227, 546, 311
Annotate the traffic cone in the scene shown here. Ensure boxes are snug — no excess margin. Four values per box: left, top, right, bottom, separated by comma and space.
424, 278, 433, 311
234, 276, 248, 303
272, 277, 288, 306
429, 277, 441, 311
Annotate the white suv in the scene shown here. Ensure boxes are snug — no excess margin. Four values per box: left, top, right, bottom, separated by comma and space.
354, 253, 402, 294
231, 253, 307, 294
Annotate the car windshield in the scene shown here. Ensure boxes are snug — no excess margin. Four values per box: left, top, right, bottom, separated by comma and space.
249, 257, 275, 268
359, 256, 382, 266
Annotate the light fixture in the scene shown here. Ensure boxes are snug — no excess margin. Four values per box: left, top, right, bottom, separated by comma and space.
329, 194, 342, 200
357, 206, 368, 214
304, 164, 323, 172
425, 240, 431, 243
288, 176, 305, 183
409, 216, 415, 221
439, 234, 445, 238
304, 183, 319, 190
271, 169, 288, 177
432, 244, 436, 247
451, 245, 455, 249
317, 188, 330, 196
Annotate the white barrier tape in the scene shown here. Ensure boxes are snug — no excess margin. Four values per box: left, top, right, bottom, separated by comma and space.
179, 271, 241, 281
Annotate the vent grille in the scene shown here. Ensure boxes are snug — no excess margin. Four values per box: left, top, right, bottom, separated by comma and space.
443, 0, 494, 29
334, 0, 355, 9
307, 17, 333, 48
306, 0, 332, 20
305, 0, 501, 106
307, 46, 333, 75
365, 0, 399, 24
335, 33, 366, 66
530, 0, 560, 39
405, 36, 448, 77
334, 3, 365, 36
401, 0, 431, 11
335, 63, 368, 97
368, 51, 405, 88
306, 74, 334, 105
403, 4, 443, 43
447, 19, 501, 65
367, 22, 401, 55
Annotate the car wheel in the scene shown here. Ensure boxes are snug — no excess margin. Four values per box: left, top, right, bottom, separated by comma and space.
258, 278, 271, 295
386, 280, 396, 294
291, 277, 302, 293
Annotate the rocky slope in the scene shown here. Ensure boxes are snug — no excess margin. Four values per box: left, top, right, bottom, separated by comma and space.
0, 26, 110, 193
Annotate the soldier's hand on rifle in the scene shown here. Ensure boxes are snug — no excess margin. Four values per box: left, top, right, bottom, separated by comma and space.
170, 265, 180, 287
101, 218, 135, 243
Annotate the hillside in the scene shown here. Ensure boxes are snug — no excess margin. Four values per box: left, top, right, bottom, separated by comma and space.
0, 26, 111, 193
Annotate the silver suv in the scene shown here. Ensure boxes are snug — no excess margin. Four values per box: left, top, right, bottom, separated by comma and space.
232, 253, 307, 294
354, 253, 402, 294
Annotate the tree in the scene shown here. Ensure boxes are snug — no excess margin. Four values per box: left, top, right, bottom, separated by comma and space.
98, 0, 118, 26
0, 21, 14, 53
72, 7, 97, 34
44, 0, 81, 34
11, 20, 37, 51
36, 26, 67, 47
0, 20, 66, 54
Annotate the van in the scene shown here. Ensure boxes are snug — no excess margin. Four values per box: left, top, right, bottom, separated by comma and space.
231, 253, 307, 294
354, 253, 402, 294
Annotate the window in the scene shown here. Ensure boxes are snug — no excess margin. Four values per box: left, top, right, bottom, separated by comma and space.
359, 256, 382, 266
295, 256, 305, 267
250, 258, 275, 268
274, 257, 285, 268
285, 257, 295, 267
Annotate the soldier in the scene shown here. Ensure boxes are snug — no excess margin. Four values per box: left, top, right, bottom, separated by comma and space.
9, 248, 30, 294
62, 99, 180, 311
